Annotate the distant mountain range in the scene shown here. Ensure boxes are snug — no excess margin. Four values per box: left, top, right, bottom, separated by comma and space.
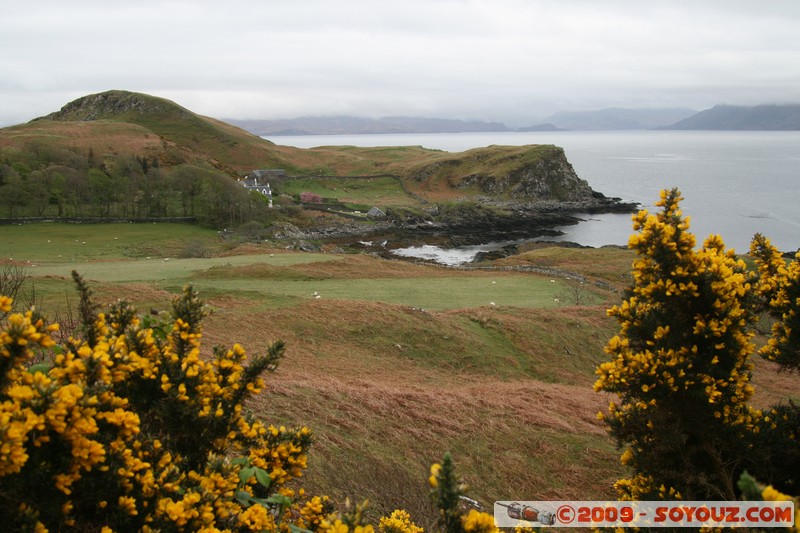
658, 104, 800, 130
227, 116, 511, 135
541, 107, 698, 130
227, 104, 800, 135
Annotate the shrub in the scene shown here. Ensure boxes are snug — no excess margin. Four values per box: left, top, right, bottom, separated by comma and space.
0, 264, 28, 317
595, 188, 800, 503
299, 192, 323, 204
0, 273, 314, 532
1, 273, 492, 532
179, 239, 213, 258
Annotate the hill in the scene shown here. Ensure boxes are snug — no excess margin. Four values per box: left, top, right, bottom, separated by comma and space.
542, 107, 697, 130
1, 90, 633, 231
660, 103, 800, 130
30, 90, 298, 174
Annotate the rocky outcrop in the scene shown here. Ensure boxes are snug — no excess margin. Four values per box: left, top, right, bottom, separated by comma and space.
405, 144, 601, 202
35, 90, 193, 122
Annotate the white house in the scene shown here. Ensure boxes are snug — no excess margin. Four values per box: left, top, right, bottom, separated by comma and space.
240, 169, 285, 208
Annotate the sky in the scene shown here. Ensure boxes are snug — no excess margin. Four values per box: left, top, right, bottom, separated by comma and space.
2, 0, 800, 127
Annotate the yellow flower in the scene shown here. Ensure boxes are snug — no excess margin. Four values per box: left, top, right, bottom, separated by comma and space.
762, 484, 793, 501
428, 463, 441, 488
321, 518, 351, 533
238, 504, 275, 530
0, 295, 11, 313
379, 509, 424, 533
462, 509, 499, 533
619, 448, 633, 465
118, 496, 138, 516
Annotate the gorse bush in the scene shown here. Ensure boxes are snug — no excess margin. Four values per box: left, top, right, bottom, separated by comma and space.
595, 188, 800, 507
750, 233, 800, 371
0, 272, 494, 532
0, 273, 311, 532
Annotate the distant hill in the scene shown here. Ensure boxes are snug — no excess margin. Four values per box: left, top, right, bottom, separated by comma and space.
660, 104, 800, 130
227, 116, 511, 136
542, 107, 697, 130
517, 123, 568, 132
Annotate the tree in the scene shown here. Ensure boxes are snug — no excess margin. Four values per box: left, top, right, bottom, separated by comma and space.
169, 165, 206, 217
88, 168, 117, 216
26, 171, 50, 216
0, 172, 30, 217
595, 188, 760, 501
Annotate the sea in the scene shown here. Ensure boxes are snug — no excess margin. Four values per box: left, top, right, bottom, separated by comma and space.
265, 131, 800, 264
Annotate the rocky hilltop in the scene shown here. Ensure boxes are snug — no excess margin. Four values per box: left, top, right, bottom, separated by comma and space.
406, 144, 596, 202
36, 90, 195, 122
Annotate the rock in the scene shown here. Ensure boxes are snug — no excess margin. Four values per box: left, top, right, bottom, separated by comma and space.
408, 145, 599, 202
296, 241, 321, 252
269, 222, 305, 239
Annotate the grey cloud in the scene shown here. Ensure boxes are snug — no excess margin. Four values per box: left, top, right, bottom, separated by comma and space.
1, 0, 799, 126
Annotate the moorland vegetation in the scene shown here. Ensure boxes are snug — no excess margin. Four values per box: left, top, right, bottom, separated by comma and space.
0, 89, 797, 530
1, 188, 799, 531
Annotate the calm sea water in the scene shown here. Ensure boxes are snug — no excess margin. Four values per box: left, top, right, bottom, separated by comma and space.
267, 131, 800, 261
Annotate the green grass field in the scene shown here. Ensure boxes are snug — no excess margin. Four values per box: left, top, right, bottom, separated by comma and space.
6, 223, 597, 311
0, 222, 221, 262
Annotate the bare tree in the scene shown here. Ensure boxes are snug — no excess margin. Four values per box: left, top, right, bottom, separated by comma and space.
0, 264, 29, 317
555, 276, 589, 306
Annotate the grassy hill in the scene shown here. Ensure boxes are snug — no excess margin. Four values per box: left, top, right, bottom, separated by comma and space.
29, 90, 299, 175
2, 223, 797, 527
1, 90, 619, 227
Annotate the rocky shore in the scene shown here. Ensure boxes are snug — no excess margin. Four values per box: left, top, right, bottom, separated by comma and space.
271, 193, 637, 257
267, 142, 638, 257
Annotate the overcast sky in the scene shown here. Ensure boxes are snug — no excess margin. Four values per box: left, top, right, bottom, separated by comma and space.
2, 0, 799, 127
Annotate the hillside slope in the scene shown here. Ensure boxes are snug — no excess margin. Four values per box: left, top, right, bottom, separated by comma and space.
4, 223, 797, 527
31, 90, 297, 174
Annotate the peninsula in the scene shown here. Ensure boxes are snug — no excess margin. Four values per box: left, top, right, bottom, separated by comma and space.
1, 90, 635, 242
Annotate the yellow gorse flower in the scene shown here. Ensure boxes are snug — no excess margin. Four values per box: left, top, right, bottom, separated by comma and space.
0, 284, 313, 532
379, 509, 424, 533
462, 509, 499, 533
596, 189, 768, 501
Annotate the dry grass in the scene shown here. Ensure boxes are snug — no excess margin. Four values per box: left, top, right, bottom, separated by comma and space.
196, 294, 625, 526
196, 280, 798, 526
243, 327, 620, 526
750, 356, 800, 407
6, 222, 797, 526
0, 120, 164, 154
496, 246, 636, 290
